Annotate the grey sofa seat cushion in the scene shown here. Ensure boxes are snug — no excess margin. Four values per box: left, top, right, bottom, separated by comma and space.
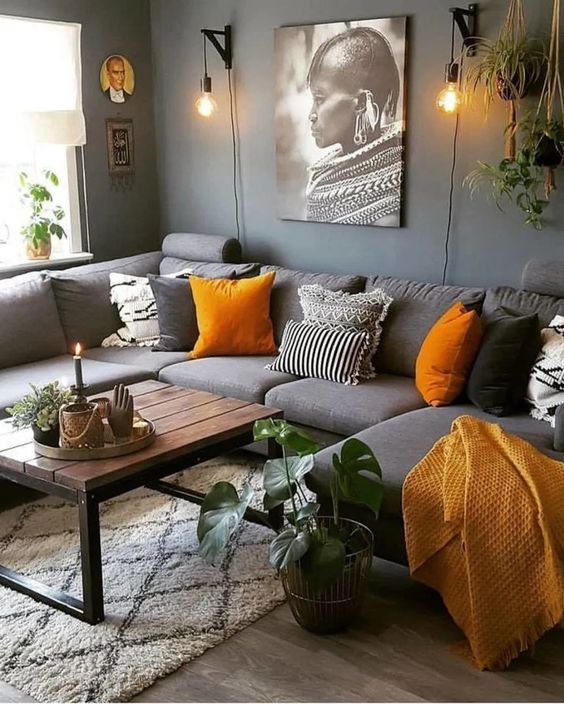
49, 252, 162, 349
159, 356, 297, 403
365, 276, 485, 377
260, 265, 366, 344
522, 259, 564, 298
83, 347, 188, 374
311, 405, 557, 520
265, 375, 426, 437
158, 258, 259, 278
483, 286, 564, 328
0, 356, 153, 417
0, 273, 67, 369
161, 232, 241, 264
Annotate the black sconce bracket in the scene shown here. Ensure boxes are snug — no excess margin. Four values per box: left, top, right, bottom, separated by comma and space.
201, 25, 232, 69
450, 4, 479, 56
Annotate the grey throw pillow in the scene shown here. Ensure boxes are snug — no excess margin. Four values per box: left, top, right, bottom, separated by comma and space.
298, 284, 393, 379
148, 271, 236, 352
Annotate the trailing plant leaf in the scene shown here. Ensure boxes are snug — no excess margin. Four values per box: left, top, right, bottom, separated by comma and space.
269, 526, 310, 569
197, 481, 253, 561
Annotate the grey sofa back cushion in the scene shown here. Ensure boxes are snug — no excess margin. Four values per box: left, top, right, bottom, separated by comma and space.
521, 259, 564, 299
0, 273, 67, 369
159, 257, 259, 278
366, 276, 485, 377
260, 265, 366, 344
49, 252, 162, 350
483, 286, 564, 328
161, 232, 241, 263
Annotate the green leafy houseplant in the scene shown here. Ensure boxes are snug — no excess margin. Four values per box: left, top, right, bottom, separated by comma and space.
198, 419, 383, 629
19, 170, 67, 260
7, 381, 73, 446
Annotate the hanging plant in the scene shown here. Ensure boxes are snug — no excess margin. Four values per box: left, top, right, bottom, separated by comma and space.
462, 0, 545, 158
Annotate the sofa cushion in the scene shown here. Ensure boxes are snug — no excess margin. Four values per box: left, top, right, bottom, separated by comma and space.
0, 356, 153, 417
467, 307, 541, 416
49, 251, 162, 349
265, 374, 426, 437
0, 273, 67, 369
310, 405, 558, 520
159, 356, 297, 404
521, 259, 564, 299
482, 286, 564, 328
366, 276, 485, 377
261, 265, 366, 344
161, 232, 241, 264
159, 258, 258, 278
83, 347, 188, 374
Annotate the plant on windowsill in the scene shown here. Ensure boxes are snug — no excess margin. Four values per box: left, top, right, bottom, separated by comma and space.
197, 418, 383, 633
7, 381, 74, 447
19, 170, 67, 261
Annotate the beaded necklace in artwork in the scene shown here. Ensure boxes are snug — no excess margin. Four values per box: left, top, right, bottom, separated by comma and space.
306, 121, 403, 225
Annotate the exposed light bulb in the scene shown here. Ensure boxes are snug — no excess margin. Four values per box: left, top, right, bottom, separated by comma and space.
436, 82, 464, 114
195, 92, 217, 118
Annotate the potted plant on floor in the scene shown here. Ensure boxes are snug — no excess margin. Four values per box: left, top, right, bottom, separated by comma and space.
197, 419, 383, 633
7, 381, 74, 447
19, 170, 67, 261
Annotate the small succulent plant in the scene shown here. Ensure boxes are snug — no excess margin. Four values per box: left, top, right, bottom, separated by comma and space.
7, 381, 73, 431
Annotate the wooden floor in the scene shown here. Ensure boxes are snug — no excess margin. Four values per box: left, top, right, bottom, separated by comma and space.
2, 558, 564, 703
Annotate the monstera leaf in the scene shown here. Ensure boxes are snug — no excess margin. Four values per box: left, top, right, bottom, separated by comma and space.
253, 418, 320, 456
269, 526, 310, 569
263, 454, 314, 500
300, 533, 346, 593
197, 481, 254, 561
332, 438, 384, 516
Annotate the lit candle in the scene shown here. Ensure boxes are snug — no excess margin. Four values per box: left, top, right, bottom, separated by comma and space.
73, 343, 84, 390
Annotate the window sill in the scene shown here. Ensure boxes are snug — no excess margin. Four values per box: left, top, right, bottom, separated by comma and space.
0, 252, 93, 276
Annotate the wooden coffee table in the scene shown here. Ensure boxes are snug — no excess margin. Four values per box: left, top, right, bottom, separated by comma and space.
0, 380, 283, 624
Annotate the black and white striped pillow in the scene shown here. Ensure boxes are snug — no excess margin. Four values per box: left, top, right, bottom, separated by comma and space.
266, 320, 369, 385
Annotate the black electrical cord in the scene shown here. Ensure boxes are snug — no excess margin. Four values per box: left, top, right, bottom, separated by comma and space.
442, 113, 460, 286
227, 68, 241, 242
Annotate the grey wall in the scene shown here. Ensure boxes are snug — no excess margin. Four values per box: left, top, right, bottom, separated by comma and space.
0, 0, 160, 261
150, 0, 564, 288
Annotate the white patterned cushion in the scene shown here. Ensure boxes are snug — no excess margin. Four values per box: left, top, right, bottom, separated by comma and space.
266, 320, 369, 385
526, 315, 564, 426
102, 273, 159, 348
298, 284, 393, 379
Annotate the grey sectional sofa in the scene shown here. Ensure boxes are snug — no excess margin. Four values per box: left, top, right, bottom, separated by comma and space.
1, 232, 561, 567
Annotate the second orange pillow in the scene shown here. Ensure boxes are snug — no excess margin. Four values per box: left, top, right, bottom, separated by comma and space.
190, 272, 277, 358
415, 302, 482, 407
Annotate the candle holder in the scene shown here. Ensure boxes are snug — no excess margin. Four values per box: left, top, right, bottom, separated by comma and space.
71, 384, 89, 404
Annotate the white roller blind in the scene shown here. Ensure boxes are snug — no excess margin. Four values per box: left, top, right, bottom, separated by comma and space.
0, 15, 86, 145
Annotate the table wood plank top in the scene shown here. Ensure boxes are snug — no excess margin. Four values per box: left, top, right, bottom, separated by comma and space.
0, 381, 281, 493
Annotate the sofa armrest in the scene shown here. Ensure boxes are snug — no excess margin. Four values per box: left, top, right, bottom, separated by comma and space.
161, 232, 241, 264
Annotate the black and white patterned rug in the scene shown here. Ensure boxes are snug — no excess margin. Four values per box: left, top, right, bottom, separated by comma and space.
0, 454, 284, 702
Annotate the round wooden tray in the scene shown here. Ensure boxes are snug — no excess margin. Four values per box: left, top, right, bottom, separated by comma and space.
34, 420, 156, 461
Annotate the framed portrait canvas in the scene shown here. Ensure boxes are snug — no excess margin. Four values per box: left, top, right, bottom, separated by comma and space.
274, 17, 407, 228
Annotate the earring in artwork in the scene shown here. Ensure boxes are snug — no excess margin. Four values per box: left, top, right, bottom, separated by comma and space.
354, 90, 380, 146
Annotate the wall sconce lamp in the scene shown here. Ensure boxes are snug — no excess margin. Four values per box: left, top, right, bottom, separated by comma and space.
195, 25, 232, 118
436, 4, 478, 115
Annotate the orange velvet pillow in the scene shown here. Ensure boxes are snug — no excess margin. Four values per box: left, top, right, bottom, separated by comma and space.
415, 302, 482, 407
189, 272, 277, 358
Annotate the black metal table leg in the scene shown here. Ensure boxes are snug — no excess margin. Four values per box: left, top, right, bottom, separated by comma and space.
267, 438, 284, 531
78, 492, 104, 624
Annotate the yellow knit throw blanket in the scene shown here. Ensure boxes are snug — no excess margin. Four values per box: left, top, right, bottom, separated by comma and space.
403, 415, 564, 670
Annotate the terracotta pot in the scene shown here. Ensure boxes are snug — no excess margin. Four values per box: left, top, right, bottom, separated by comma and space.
32, 425, 60, 448
25, 238, 51, 261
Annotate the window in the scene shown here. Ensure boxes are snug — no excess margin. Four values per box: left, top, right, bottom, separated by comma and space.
0, 15, 86, 267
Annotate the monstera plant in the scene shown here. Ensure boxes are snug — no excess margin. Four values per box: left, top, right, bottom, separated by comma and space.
198, 419, 383, 632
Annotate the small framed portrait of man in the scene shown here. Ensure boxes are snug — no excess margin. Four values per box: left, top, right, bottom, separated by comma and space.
100, 54, 135, 103
274, 17, 407, 228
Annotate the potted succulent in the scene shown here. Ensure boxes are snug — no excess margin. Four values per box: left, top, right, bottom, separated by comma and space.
462, 0, 545, 158
7, 381, 74, 447
19, 170, 67, 260
198, 419, 383, 633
